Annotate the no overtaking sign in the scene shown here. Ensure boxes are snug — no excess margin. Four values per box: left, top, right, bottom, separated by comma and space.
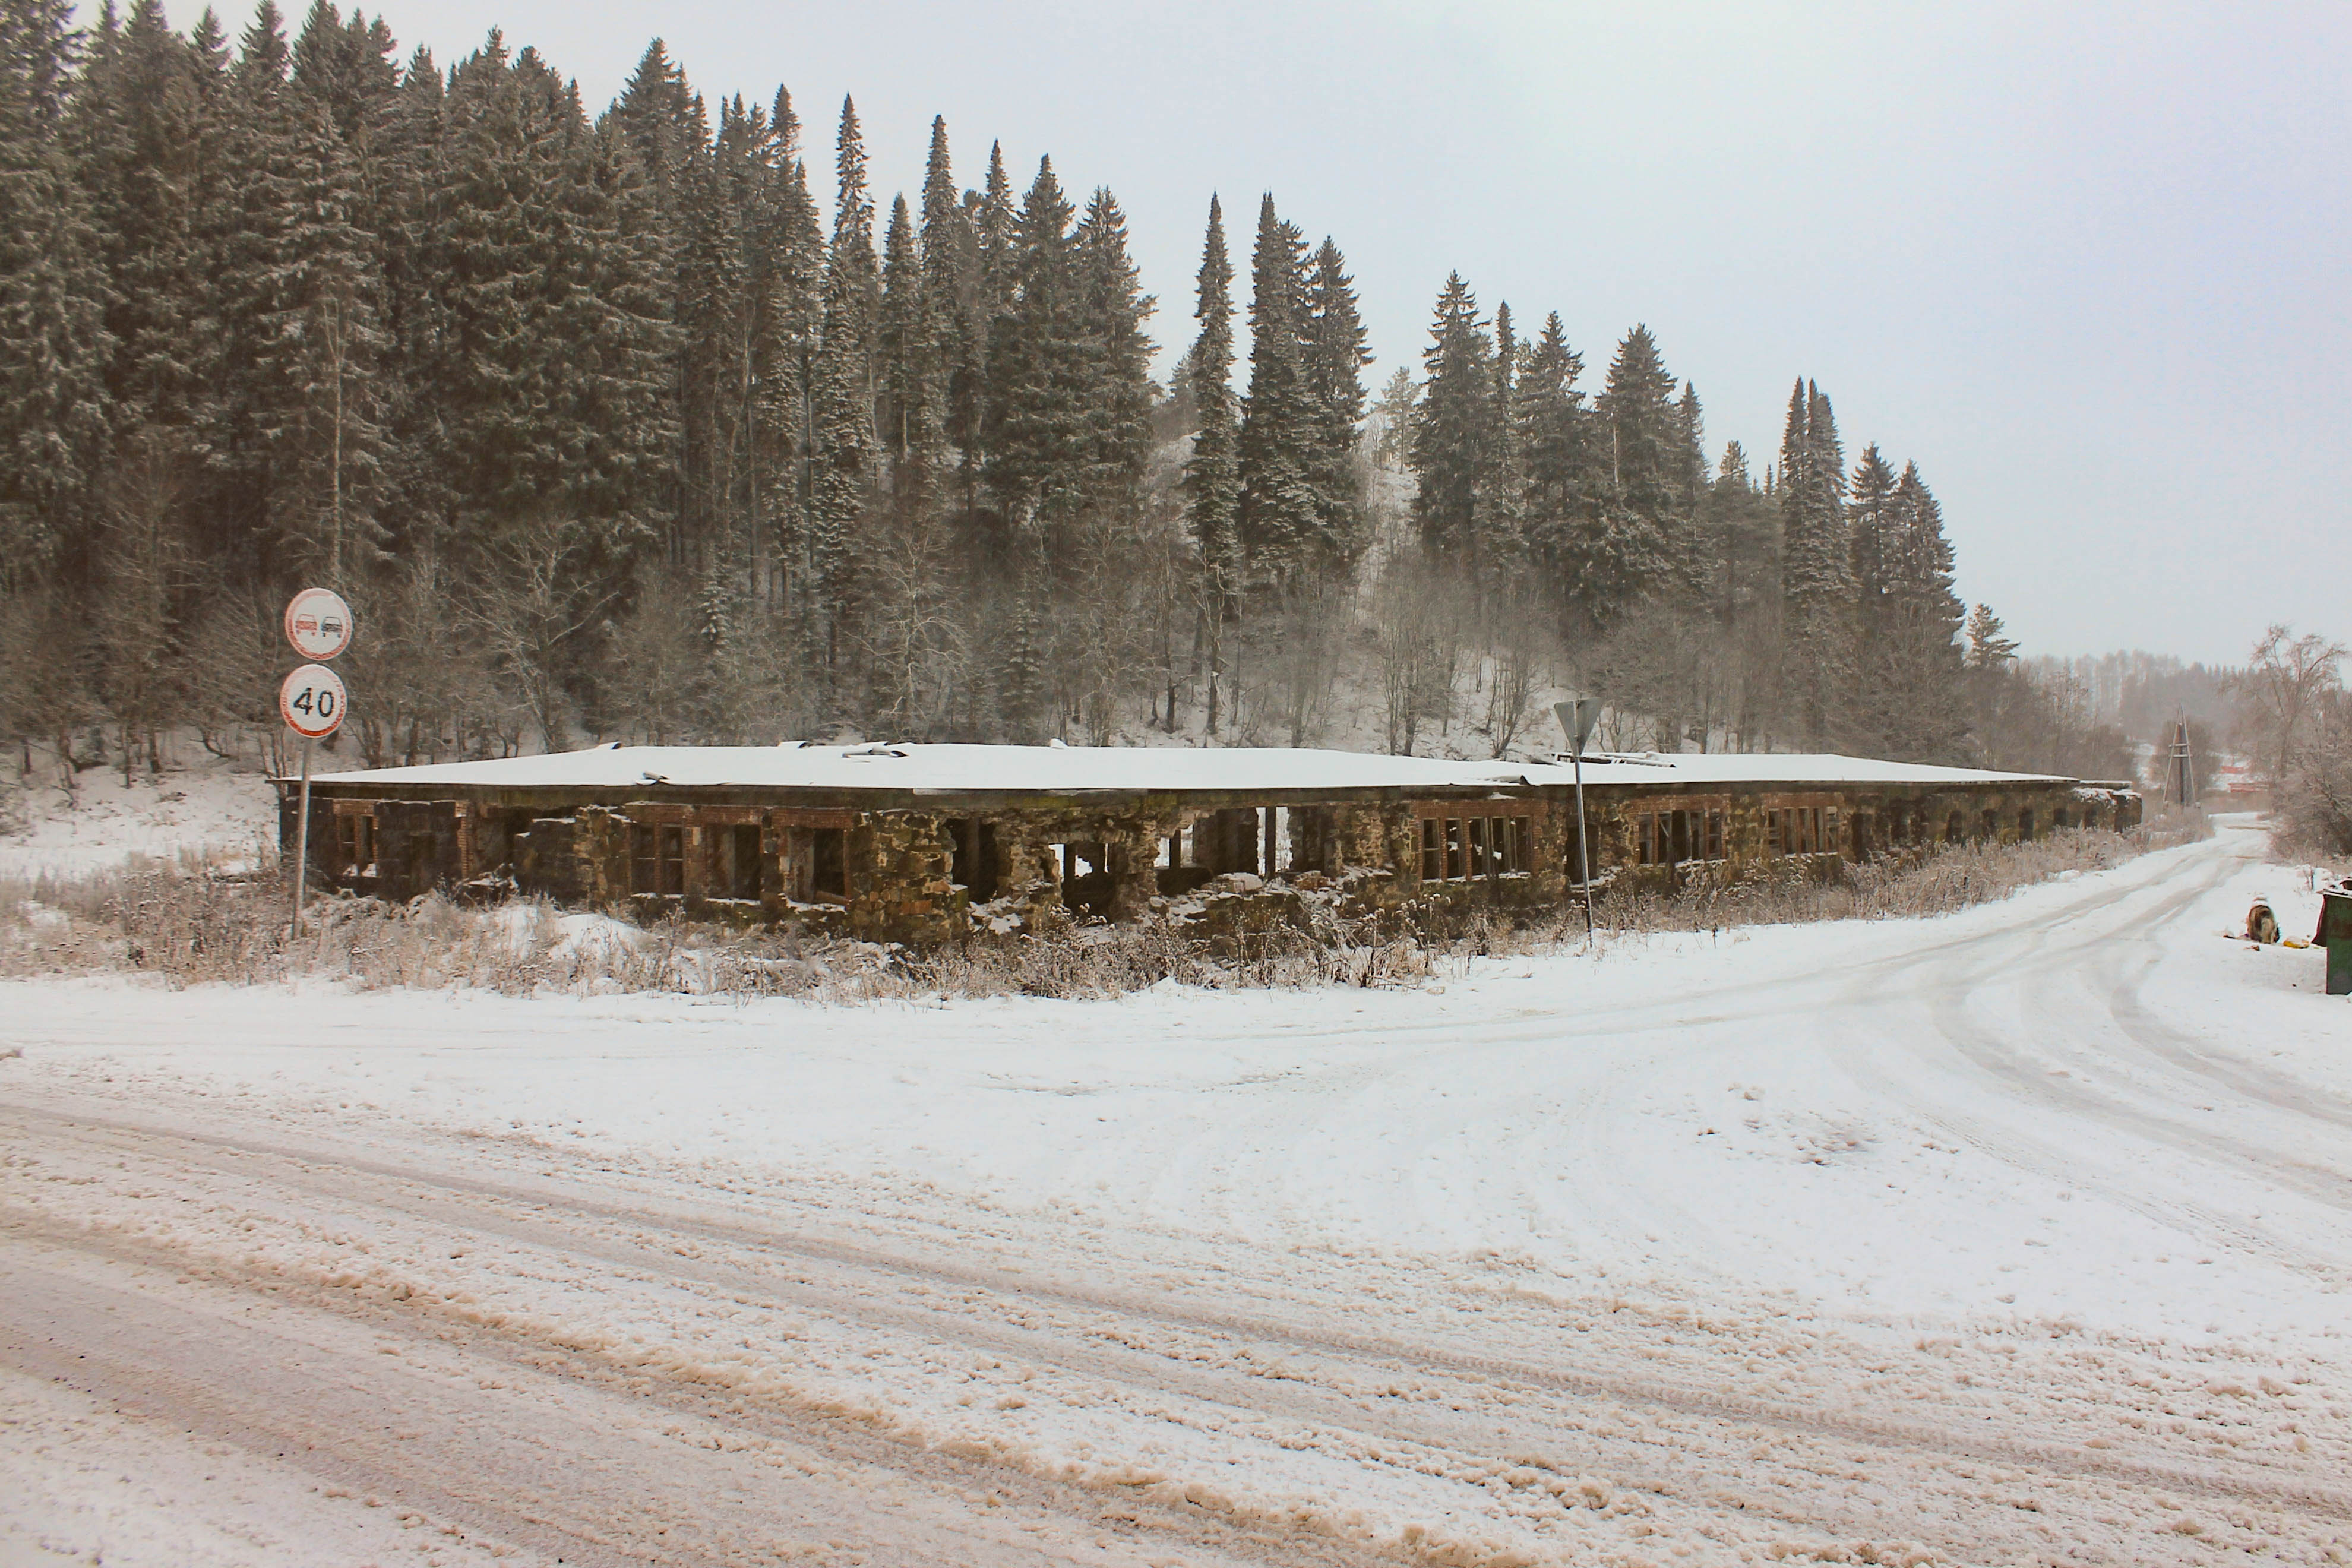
284, 586, 353, 661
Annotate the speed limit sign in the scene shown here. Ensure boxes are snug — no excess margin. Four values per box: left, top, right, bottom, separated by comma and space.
279, 663, 347, 739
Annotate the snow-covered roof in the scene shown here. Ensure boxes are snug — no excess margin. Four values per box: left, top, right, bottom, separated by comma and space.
304, 742, 2082, 796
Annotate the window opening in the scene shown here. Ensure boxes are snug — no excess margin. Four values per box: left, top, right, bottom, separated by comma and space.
787, 826, 847, 901
1766, 807, 1829, 856
945, 818, 1000, 899
337, 812, 376, 877
2017, 809, 2035, 842
811, 826, 845, 896
1639, 808, 1728, 867
1422, 811, 1535, 881
629, 823, 657, 894
405, 833, 437, 894
1979, 808, 1998, 840
707, 821, 762, 900
1053, 840, 1115, 918
1945, 812, 1965, 845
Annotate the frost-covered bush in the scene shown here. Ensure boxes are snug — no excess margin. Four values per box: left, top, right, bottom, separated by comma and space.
0, 823, 2166, 999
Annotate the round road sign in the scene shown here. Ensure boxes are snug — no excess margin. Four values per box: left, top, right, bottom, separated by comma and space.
279, 663, 348, 739
284, 586, 354, 661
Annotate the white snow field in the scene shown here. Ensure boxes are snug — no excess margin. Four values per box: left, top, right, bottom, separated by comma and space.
4, 817, 2351, 1567
0, 754, 277, 879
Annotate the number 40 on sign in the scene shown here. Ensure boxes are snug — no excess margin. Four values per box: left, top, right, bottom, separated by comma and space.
279, 663, 347, 739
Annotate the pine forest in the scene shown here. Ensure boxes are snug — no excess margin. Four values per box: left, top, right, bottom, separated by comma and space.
0, 0, 2134, 782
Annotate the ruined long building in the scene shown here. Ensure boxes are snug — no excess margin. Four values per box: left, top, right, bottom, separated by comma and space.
277, 744, 2140, 941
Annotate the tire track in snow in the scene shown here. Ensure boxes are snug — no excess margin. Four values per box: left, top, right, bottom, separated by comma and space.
1131, 848, 2236, 1291
1935, 843, 2352, 1250
2098, 947, 2352, 1133
1822, 838, 2352, 1278
8, 1099, 2350, 1537
0, 1221, 1356, 1568
1528, 842, 2262, 1304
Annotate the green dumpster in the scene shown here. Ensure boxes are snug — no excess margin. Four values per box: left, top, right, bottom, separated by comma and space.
2319, 883, 2352, 997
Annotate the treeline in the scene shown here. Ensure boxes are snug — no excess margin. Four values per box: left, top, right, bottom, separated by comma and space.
2, 0, 2110, 782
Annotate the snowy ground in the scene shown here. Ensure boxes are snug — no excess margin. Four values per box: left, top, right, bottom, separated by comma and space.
5, 818, 2351, 1566
0, 747, 279, 879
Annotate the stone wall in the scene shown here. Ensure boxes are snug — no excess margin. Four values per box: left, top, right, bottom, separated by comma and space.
289, 777, 2142, 943
844, 813, 966, 945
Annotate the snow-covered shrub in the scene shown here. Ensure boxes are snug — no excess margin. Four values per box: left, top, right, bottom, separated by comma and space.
1588, 825, 2166, 934
0, 821, 2166, 997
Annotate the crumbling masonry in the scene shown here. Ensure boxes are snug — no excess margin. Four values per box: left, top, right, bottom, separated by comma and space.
281, 744, 2141, 944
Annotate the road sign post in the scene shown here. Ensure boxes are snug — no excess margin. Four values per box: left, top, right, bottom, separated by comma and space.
280, 662, 347, 937
280, 590, 354, 938
1554, 697, 1602, 935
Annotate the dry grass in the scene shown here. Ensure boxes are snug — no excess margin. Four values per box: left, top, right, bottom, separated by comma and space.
0, 817, 2198, 1003
1584, 811, 2209, 940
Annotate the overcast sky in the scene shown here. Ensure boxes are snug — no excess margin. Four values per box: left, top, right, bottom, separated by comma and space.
150, 0, 2351, 665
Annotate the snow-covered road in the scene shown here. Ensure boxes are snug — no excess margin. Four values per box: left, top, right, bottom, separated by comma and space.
5, 820, 2351, 1566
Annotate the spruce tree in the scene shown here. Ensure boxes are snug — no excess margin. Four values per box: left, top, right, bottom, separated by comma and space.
802, 96, 879, 711
1667, 381, 1715, 599
1867, 460, 1968, 760
556, 80, 678, 567
1, 0, 77, 125
877, 193, 925, 475
973, 140, 1014, 317
1480, 300, 1523, 567
1235, 193, 1316, 578
984, 155, 1083, 540
1300, 237, 1369, 563
824, 94, 877, 377
755, 85, 824, 612
75, 0, 222, 438
1407, 272, 1493, 570
611, 39, 695, 198
1073, 186, 1152, 510
1515, 311, 1587, 573
1554, 326, 1678, 629
0, 0, 112, 589
1778, 378, 1857, 748
1181, 196, 1239, 731
916, 118, 981, 520
425, 34, 674, 571
1965, 602, 2018, 667
209, 0, 296, 530
1845, 443, 1899, 644
249, 96, 389, 583
368, 43, 448, 558
1595, 324, 1681, 529
288, 0, 397, 141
